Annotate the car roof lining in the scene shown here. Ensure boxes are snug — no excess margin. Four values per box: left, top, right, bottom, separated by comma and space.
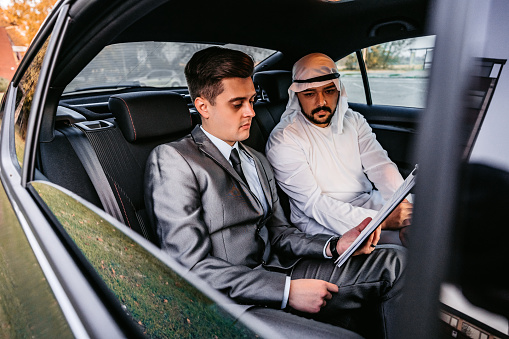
52, 0, 430, 89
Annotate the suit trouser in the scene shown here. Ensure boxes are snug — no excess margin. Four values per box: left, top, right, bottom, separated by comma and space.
289, 245, 406, 339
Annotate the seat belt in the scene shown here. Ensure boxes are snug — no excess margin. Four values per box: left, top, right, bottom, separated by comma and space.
59, 125, 125, 223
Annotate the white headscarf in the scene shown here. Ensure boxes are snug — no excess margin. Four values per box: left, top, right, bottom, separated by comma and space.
281, 53, 349, 132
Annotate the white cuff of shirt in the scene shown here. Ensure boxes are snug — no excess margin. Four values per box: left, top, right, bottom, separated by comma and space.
282, 237, 336, 309
323, 236, 336, 259
281, 276, 291, 309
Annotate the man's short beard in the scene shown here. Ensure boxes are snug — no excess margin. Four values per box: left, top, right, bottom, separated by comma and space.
302, 105, 335, 126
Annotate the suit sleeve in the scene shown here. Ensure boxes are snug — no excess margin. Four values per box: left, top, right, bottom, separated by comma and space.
145, 144, 288, 307
253, 153, 333, 257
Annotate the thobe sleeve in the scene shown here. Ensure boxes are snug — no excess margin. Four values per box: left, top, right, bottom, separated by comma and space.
355, 113, 404, 200
266, 133, 378, 235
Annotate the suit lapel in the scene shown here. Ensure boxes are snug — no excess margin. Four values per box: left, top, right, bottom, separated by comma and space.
240, 143, 273, 261
192, 126, 245, 184
191, 126, 265, 213
240, 143, 274, 212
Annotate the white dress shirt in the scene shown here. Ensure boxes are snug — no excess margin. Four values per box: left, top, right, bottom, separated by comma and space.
200, 126, 269, 216
266, 109, 404, 236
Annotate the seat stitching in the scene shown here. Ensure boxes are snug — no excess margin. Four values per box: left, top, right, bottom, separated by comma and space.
113, 182, 132, 229
117, 97, 136, 141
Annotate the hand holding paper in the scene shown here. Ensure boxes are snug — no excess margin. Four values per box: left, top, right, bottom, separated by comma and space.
328, 217, 380, 257
334, 165, 418, 268
381, 199, 413, 230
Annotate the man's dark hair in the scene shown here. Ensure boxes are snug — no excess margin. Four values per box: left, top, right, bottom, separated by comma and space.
185, 46, 254, 105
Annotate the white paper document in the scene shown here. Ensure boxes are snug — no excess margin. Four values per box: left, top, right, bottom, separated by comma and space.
334, 165, 418, 268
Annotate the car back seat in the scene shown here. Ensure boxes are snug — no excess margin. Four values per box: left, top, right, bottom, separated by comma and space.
243, 70, 292, 153
39, 108, 103, 209
41, 91, 193, 244
43, 88, 365, 339
243, 70, 293, 218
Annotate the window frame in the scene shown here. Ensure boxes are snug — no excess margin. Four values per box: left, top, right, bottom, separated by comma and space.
356, 49, 373, 105
0, 3, 134, 337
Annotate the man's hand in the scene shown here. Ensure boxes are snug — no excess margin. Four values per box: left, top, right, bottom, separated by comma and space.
288, 279, 338, 313
289, 218, 381, 313
342, 217, 381, 256
326, 217, 380, 257
381, 199, 413, 230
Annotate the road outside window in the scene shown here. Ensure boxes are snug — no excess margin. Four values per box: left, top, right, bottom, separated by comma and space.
335, 52, 367, 104
337, 36, 435, 108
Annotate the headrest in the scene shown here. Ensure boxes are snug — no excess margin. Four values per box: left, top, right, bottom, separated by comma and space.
109, 91, 192, 142
253, 70, 292, 103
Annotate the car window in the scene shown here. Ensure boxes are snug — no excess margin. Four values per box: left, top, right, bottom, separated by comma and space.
337, 36, 435, 108
13, 37, 50, 167
31, 181, 260, 338
63, 42, 277, 94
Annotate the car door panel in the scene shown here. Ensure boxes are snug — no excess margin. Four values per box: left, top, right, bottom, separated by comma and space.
0, 182, 73, 338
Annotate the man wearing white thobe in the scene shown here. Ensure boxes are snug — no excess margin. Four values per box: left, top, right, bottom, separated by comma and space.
266, 53, 412, 237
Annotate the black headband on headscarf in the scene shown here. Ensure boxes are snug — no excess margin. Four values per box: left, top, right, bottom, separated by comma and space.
293, 72, 340, 84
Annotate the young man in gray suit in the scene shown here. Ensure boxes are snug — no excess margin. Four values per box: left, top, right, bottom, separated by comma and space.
145, 47, 406, 338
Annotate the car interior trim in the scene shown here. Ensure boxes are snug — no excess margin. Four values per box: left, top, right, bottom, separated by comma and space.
21, 3, 70, 187
0, 103, 91, 338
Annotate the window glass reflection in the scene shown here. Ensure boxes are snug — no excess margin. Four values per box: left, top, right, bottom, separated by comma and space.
64, 42, 276, 93
32, 181, 257, 338
14, 38, 50, 167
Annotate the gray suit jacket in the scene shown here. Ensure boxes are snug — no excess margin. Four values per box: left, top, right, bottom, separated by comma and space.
145, 126, 331, 307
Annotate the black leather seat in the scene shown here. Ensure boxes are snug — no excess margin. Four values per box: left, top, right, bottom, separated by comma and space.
244, 70, 292, 153
96, 90, 192, 242
456, 163, 509, 319
41, 91, 193, 243
243, 70, 293, 218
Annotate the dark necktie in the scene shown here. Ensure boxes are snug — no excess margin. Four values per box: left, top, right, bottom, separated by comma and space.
229, 148, 247, 184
